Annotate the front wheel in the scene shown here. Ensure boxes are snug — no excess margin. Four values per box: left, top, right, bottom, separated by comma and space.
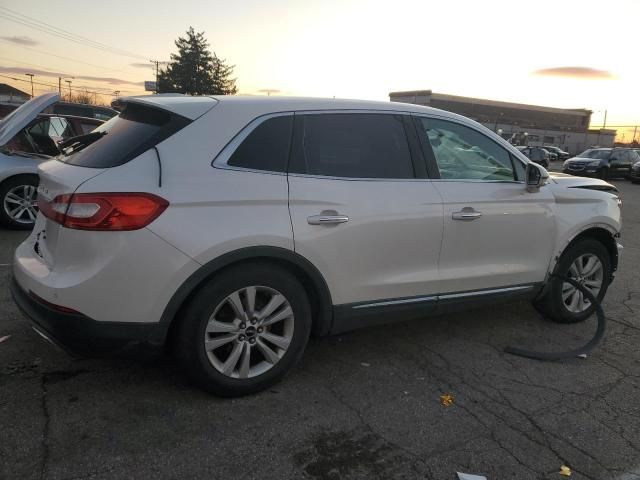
600, 168, 609, 180
534, 238, 611, 323
175, 263, 311, 396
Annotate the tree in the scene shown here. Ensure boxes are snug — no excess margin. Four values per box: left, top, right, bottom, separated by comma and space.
158, 27, 237, 95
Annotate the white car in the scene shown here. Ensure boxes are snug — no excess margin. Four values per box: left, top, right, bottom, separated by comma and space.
11, 95, 622, 396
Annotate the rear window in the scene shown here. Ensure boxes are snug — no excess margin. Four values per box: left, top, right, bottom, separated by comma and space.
58, 103, 190, 168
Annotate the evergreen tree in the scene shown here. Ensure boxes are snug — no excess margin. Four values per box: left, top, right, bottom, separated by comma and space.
158, 27, 237, 95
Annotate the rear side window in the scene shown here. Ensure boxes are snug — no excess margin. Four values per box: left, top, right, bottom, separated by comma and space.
59, 103, 190, 168
227, 115, 293, 172
290, 113, 414, 179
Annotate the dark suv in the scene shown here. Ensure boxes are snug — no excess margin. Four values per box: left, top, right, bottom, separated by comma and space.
563, 148, 640, 180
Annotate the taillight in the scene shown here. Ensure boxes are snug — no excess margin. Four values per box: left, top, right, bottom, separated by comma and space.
38, 193, 168, 231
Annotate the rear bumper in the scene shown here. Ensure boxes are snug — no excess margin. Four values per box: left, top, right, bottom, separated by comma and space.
10, 274, 162, 355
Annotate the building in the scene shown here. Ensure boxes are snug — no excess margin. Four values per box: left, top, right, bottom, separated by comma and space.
0, 83, 30, 118
389, 90, 616, 154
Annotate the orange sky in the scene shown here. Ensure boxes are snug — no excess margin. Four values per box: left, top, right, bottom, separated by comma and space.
1, 0, 639, 138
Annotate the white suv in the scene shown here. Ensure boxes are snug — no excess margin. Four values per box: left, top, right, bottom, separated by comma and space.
11, 95, 622, 396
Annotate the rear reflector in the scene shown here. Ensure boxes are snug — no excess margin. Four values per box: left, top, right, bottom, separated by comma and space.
29, 290, 82, 315
38, 192, 168, 231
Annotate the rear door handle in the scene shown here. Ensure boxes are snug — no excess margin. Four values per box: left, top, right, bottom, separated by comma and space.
452, 208, 482, 221
307, 214, 349, 225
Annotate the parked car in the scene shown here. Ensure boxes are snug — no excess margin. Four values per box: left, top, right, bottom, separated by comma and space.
519, 146, 550, 167
631, 159, 640, 183
543, 146, 570, 161
11, 96, 622, 396
563, 148, 640, 180
0, 93, 104, 228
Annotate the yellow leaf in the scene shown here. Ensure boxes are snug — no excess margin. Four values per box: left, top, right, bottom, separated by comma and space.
440, 394, 454, 407
559, 465, 572, 476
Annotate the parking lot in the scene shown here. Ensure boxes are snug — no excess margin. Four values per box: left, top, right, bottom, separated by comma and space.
0, 177, 639, 480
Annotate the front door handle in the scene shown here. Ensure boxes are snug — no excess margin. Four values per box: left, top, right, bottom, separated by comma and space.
307, 214, 349, 225
452, 208, 482, 221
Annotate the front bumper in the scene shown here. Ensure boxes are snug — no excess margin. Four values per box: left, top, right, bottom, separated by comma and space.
10, 274, 162, 355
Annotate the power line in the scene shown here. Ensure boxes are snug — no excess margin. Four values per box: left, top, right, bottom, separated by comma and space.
0, 38, 141, 75
0, 73, 142, 97
0, 6, 149, 60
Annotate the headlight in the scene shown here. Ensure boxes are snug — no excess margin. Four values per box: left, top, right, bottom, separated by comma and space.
587, 160, 601, 167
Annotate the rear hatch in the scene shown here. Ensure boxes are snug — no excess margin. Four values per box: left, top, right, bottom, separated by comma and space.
34, 99, 205, 266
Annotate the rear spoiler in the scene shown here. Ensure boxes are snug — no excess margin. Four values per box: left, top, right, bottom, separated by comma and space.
111, 94, 218, 120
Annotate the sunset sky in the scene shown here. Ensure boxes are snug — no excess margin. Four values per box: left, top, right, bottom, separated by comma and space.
1, 0, 639, 137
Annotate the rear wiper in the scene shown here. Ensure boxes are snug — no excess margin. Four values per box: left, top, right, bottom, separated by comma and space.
60, 131, 107, 156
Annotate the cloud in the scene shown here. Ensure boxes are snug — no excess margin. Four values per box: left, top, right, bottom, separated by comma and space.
1, 35, 39, 46
130, 62, 152, 68
532, 66, 614, 79
0, 66, 144, 86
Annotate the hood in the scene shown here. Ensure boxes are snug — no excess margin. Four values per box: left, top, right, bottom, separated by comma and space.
548, 172, 618, 193
0, 92, 60, 146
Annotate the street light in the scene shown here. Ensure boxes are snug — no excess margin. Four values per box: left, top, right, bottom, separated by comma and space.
58, 76, 74, 96
64, 79, 72, 100
24, 73, 34, 98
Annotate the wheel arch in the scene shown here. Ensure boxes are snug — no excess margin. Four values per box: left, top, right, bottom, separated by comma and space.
155, 246, 334, 347
0, 172, 39, 190
550, 225, 619, 281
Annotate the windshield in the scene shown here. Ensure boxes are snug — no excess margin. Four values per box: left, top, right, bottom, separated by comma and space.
578, 149, 611, 160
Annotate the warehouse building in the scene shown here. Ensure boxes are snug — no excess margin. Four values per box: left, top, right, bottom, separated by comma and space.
389, 90, 616, 154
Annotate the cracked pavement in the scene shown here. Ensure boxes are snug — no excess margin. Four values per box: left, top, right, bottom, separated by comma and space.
1, 178, 640, 479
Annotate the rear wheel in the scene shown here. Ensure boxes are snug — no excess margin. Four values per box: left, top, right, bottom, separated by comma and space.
0, 175, 39, 229
175, 263, 311, 396
534, 238, 611, 323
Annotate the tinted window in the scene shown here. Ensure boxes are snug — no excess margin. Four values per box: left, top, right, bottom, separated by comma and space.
417, 117, 521, 181
59, 103, 190, 168
290, 113, 414, 179
228, 115, 293, 172
54, 105, 92, 117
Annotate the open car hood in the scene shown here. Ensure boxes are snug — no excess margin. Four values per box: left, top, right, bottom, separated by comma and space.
0, 92, 60, 147
548, 172, 618, 193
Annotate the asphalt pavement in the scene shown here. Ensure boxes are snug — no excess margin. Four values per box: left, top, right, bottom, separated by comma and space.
1, 172, 640, 480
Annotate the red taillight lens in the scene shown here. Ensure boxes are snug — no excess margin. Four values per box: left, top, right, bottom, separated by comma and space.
39, 193, 168, 231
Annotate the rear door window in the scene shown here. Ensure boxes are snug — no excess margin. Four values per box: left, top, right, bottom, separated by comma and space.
58, 103, 190, 168
289, 113, 414, 179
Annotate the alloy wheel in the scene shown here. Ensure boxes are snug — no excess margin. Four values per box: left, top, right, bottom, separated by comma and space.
562, 254, 604, 313
204, 286, 294, 379
3, 184, 38, 225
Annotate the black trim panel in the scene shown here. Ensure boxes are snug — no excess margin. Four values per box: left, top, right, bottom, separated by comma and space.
331, 284, 540, 334
10, 275, 159, 355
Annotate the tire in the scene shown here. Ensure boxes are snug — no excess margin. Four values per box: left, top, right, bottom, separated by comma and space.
0, 175, 39, 230
600, 168, 609, 180
534, 238, 611, 324
175, 262, 312, 396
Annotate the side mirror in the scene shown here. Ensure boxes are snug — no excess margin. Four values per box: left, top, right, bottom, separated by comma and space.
525, 162, 548, 192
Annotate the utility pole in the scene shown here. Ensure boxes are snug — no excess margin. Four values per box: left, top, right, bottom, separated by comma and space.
150, 60, 168, 94
25, 73, 34, 98
58, 77, 61, 94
